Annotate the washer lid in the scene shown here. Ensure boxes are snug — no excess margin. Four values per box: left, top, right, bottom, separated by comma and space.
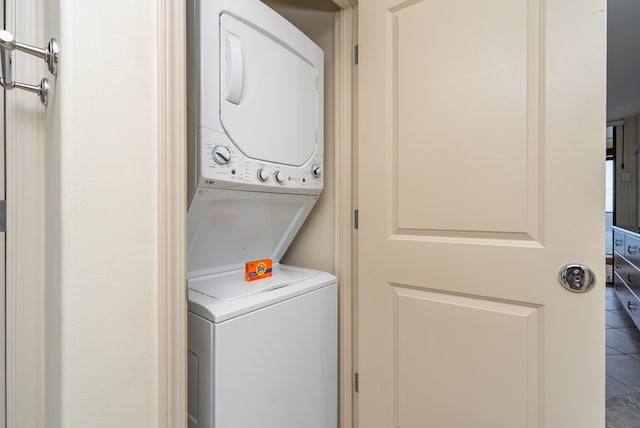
189, 264, 314, 301
187, 265, 337, 323
187, 188, 318, 278
219, 13, 321, 166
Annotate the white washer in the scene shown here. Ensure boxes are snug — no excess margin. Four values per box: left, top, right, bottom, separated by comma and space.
188, 267, 337, 428
186, 190, 338, 428
186, 1, 337, 427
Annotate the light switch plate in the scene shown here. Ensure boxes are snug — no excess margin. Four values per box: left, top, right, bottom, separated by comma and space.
623, 172, 632, 182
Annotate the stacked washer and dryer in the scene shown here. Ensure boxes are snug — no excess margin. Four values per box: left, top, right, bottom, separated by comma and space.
186, 1, 338, 427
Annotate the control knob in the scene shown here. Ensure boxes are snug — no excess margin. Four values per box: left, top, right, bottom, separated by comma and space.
257, 169, 269, 182
311, 164, 321, 178
212, 145, 231, 165
274, 171, 285, 183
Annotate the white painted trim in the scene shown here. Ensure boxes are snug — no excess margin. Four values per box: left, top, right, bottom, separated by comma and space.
5, 0, 46, 426
157, 0, 188, 426
334, 7, 355, 428
333, 0, 357, 9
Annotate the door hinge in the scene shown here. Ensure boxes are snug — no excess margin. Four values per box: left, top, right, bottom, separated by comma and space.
354, 208, 359, 230
0, 200, 6, 232
354, 45, 358, 65
354, 372, 359, 393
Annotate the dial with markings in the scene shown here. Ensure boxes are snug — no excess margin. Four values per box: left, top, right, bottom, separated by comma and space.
212, 145, 231, 165
257, 168, 269, 182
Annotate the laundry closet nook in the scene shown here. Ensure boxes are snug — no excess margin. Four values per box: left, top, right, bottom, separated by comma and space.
185, 0, 349, 427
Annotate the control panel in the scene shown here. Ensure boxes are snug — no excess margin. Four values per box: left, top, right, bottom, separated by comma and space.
197, 128, 323, 195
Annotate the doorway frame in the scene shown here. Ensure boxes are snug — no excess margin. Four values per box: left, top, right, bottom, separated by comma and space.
157, 0, 188, 426
158, 0, 358, 427
5, 0, 46, 424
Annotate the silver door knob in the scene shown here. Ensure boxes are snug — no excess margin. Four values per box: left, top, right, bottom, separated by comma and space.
558, 264, 596, 293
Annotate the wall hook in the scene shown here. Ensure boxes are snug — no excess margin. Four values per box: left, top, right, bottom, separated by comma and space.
0, 30, 59, 106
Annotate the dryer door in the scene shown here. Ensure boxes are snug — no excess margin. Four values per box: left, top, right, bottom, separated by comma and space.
219, 13, 321, 167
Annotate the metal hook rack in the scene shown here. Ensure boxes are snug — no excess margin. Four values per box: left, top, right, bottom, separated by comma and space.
0, 30, 59, 106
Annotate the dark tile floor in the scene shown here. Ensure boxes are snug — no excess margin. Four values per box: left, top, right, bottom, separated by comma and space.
606, 286, 640, 428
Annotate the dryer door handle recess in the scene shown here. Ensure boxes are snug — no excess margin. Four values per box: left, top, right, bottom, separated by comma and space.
225, 32, 244, 105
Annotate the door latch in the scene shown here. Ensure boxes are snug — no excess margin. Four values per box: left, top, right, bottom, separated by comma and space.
0, 30, 59, 106
558, 264, 596, 293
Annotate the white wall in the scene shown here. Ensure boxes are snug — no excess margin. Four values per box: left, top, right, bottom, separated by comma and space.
45, 0, 160, 426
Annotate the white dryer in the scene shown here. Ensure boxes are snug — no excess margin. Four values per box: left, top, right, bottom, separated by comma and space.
187, 0, 324, 197
186, 1, 337, 427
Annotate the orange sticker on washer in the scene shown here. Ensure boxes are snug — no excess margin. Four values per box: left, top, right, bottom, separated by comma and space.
245, 258, 273, 282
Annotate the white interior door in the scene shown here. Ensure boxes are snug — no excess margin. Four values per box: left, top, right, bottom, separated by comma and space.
357, 0, 606, 427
